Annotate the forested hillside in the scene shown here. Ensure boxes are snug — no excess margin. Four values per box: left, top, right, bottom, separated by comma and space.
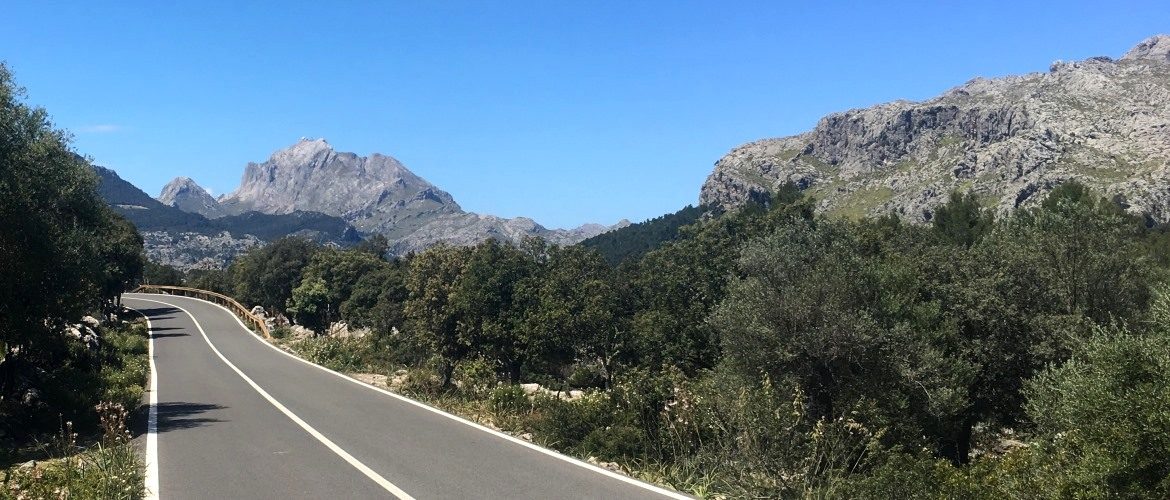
580, 204, 706, 265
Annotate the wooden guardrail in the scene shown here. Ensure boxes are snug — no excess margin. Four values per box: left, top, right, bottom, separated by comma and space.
132, 285, 271, 339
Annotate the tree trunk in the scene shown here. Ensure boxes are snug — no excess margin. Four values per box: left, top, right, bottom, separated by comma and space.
507, 360, 522, 385
807, 363, 836, 421
441, 361, 455, 389
940, 416, 976, 465
601, 356, 614, 390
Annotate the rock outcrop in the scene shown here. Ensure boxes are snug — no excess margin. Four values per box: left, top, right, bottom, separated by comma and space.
700, 35, 1170, 223
388, 212, 629, 255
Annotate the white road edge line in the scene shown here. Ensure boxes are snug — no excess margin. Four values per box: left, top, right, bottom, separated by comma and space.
126, 297, 414, 500
131, 293, 691, 499
127, 307, 160, 500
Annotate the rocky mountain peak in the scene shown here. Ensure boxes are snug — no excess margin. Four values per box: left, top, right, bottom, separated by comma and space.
158, 176, 223, 217
159, 176, 198, 195
272, 137, 334, 165
217, 139, 462, 238
1122, 34, 1170, 63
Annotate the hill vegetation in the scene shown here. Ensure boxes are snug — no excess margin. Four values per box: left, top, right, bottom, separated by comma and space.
580, 204, 706, 266
170, 168, 1170, 496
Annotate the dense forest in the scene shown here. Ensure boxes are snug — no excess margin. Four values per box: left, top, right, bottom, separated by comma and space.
152, 170, 1170, 496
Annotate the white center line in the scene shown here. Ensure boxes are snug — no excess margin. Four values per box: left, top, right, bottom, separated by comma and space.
127, 297, 414, 500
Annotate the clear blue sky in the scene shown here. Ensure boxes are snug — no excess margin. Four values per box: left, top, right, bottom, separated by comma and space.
3, 2, 1167, 229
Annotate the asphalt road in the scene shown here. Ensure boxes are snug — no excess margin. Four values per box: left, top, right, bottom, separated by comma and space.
124, 293, 687, 500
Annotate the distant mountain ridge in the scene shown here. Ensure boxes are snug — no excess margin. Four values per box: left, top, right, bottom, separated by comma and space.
95, 166, 359, 269
161, 138, 626, 254
700, 35, 1170, 222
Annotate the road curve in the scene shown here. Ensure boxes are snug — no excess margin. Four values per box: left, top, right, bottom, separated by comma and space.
124, 293, 687, 500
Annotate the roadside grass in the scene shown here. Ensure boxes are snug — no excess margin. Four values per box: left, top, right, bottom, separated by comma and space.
2, 440, 142, 500
1, 316, 148, 500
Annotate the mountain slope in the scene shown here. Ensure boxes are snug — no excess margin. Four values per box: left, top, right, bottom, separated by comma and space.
700, 35, 1170, 223
95, 166, 215, 233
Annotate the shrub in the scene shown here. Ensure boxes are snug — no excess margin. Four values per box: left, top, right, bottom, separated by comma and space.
295, 337, 370, 372
398, 366, 443, 396
1019, 321, 1170, 498
456, 358, 497, 396
270, 325, 292, 339
566, 361, 606, 389
581, 425, 647, 461
489, 385, 529, 419
531, 393, 616, 452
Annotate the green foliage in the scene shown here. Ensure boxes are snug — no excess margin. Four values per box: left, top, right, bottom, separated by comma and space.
1002, 180, 1152, 323
627, 191, 814, 374
99, 323, 149, 414
0, 319, 146, 498
183, 268, 232, 294
341, 265, 406, 335
1020, 302, 1170, 498
287, 276, 330, 333
488, 384, 530, 420
283, 247, 394, 333
228, 236, 319, 312
522, 245, 624, 386
530, 392, 617, 452
353, 233, 390, 258
142, 261, 183, 286
932, 190, 994, 247
847, 312, 1170, 500
403, 244, 473, 387
293, 336, 375, 373
1, 442, 144, 499
452, 239, 535, 383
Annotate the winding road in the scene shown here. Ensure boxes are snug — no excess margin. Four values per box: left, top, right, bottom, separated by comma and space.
124, 293, 687, 499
